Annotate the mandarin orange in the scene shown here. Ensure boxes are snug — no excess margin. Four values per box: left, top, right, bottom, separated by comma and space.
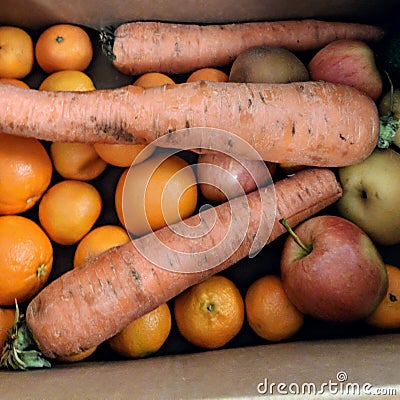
174, 275, 244, 349
108, 303, 171, 358
0, 26, 34, 79
50, 142, 107, 181
39, 180, 102, 245
74, 225, 130, 268
245, 275, 304, 341
94, 143, 154, 168
115, 153, 197, 236
0, 215, 53, 306
0, 133, 52, 215
35, 24, 93, 73
186, 67, 228, 82
366, 265, 400, 329
133, 72, 175, 87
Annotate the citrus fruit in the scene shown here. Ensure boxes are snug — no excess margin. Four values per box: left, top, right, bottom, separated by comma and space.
245, 275, 304, 342
50, 142, 107, 181
57, 346, 97, 363
108, 303, 172, 358
0, 215, 53, 306
94, 143, 154, 168
115, 153, 198, 236
0, 26, 34, 79
133, 72, 175, 87
0, 77, 29, 88
0, 132, 52, 215
74, 225, 130, 268
38, 180, 102, 245
39, 70, 95, 91
366, 265, 400, 329
35, 24, 93, 73
0, 307, 16, 353
174, 275, 244, 349
186, 68, 229, 83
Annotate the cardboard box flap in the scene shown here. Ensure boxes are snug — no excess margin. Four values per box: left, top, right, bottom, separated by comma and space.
0, 0, 398, 30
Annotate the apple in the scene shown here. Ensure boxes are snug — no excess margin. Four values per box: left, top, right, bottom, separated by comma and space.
337, 148, 400, 246
308, 39, 383, 100
196, 151, 276, 202
280, 215, 388, 322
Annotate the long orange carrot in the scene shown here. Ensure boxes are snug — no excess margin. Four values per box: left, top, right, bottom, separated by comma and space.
0, 167, 342, 363
0, 81, 379, 167
108, 20, 384, 75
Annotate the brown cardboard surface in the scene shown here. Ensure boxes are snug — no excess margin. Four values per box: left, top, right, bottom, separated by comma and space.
0, 0, 398, 30
1, 334, 400, 399
1, 1, 400, 399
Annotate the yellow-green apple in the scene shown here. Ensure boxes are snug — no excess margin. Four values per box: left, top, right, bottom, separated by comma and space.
280, 215, 388, 322
308, 39, 383, 100
337, 148, 400, 246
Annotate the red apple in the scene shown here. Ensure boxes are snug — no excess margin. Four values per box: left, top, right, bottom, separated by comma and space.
280, 215, 388, 322
197, 151, 276, 203
308, 39, 383, 100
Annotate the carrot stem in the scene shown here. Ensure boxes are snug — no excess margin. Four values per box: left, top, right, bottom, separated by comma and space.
378, 72, 399, 149
0, 301, 51, 370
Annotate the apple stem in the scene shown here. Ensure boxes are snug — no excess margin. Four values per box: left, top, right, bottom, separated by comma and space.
279, 218, 312, 255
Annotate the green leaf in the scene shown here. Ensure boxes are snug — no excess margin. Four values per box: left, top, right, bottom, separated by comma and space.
378, 113, 399, 149
0, 301, 51, 371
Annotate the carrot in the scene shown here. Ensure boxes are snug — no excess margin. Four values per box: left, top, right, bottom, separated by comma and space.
0, 167, 342, 367
0, 81, 379, 167
106, 20, 385, 75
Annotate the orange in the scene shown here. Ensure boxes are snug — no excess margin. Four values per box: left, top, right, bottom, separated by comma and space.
74, 225, 130, 268
133, 72, 175, 87
245, 275, 304, 342
57, 346, 97, 363
366, 265, 400, 329
174, 275, 244, 349
0, 215, 53, 306
0, 132, 52, 215
108, 303, 172, 358
50, 142, 107, 181
38, 180, 102, 245
0, 26, 34, 79
115, 153, 198, 236
39, 70, 95, 91
186, 68, 229, 83
35, 24, 93, 73
94, 143, 154, 168
0, 307, 16, 353
0, 77, 29, 88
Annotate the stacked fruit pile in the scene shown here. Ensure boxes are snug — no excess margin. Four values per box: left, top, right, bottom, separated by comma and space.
0, 20, 399, 370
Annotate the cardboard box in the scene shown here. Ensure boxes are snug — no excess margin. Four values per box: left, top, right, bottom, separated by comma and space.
1, 1, 400, 398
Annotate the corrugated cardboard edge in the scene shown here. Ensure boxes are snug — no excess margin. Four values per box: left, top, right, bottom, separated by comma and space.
1, 334, 400, 399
